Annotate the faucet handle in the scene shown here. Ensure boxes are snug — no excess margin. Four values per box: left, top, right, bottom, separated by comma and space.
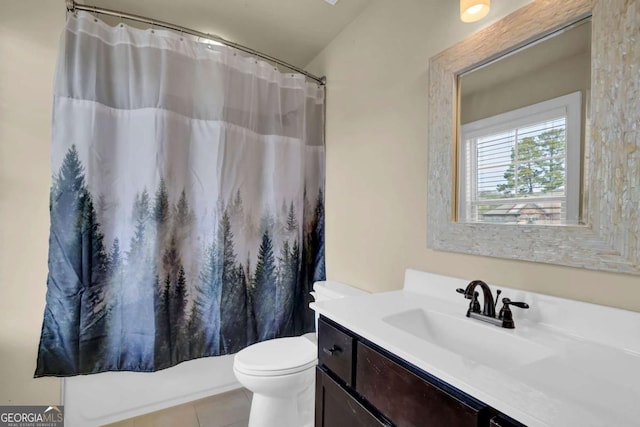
504, 299, 529, 309
468, 291, 481, 316
458, 288, 481, 315
499, 298, 529, 329
456, 288, 479, 300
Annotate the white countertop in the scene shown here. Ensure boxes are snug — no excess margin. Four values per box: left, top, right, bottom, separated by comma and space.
311, 270, 640, 427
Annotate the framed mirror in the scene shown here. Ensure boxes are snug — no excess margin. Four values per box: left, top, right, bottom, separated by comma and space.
427, 0, 640, 275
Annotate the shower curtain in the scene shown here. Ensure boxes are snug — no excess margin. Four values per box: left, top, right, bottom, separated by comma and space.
35, 12, 325, 376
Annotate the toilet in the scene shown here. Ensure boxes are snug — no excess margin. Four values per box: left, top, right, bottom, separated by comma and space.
233, 281, 368, 427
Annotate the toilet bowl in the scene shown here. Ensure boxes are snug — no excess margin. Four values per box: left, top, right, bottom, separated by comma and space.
233, 281, 367, 427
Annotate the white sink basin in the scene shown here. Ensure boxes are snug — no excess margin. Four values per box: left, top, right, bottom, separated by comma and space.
383, 308, 553, 370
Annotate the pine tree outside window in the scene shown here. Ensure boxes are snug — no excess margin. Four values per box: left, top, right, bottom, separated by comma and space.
458, 92, 582, 225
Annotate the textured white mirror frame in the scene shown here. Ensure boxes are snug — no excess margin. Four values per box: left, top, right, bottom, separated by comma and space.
427, 0, 640, 275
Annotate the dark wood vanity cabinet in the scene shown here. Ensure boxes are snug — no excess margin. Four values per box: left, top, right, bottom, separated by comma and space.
316, 316, 526, 427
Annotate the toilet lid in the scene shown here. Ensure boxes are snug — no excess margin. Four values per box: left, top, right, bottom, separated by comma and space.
234, 336, 317, 376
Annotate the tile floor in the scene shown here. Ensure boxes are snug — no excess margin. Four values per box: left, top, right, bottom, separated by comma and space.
104, 388, 252, 427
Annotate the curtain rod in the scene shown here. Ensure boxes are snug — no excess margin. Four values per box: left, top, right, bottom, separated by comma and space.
65, 0, 326, 85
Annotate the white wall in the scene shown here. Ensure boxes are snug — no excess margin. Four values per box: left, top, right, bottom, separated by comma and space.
0, 1, 64, 405
306, 0, 640, 312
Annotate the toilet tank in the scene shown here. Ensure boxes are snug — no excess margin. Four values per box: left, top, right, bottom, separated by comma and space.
311, 281, 369, 331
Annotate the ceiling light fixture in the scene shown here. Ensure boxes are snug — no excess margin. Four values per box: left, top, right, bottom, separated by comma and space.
460, 0, 490, 23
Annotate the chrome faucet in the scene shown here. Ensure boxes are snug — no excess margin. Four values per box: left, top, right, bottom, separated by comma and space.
456, 280, 529, 329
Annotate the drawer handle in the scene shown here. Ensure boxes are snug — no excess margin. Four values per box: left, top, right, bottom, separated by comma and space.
323, 345, 342, 356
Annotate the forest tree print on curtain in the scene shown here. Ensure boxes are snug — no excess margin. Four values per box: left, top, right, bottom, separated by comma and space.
35, 12, 325, 376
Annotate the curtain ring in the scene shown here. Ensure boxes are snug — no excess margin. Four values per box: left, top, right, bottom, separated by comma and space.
92, 6, 98, 22
151, 21, 155, 34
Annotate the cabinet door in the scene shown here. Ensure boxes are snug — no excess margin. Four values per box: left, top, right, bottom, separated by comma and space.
356, 342, 489, 427
318, 317, 355, 386
315, 368, 389, 427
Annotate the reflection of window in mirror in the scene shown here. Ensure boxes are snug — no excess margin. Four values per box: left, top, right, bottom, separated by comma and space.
457, 18, 591, 226
459, 92, 581, 225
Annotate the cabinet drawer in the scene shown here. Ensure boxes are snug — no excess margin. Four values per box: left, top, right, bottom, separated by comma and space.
318, 317, 355, 386
316, 367, 389, 427
356, 342, 488, 427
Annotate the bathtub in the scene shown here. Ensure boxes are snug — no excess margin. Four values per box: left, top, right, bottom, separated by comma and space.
64, 354, 238, 426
